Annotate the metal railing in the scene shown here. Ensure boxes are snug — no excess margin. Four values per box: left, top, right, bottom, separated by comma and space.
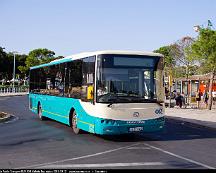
0, 86, 29, 93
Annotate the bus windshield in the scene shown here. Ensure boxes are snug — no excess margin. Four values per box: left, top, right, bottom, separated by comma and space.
96, 54, 164, 103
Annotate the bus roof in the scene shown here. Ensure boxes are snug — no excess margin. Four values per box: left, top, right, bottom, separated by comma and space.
30, 50, 163, 70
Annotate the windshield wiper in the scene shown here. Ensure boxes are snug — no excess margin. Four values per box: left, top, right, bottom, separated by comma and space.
107, 103, 113, 107
107, 98, 118, 107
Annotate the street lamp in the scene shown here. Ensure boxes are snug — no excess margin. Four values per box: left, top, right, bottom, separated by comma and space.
11, 51, 19, 93
193, 25, 200, 32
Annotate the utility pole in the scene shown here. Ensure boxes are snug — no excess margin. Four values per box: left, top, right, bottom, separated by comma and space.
12, 51, 18, 93
186, 65, 189, 105
168, 75, 173, 108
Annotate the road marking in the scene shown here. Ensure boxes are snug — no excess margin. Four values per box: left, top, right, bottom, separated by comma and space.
144, 143, 215, 169
39, 162, 165, 169
127, 147, 151, 150
17, 143, 141, 169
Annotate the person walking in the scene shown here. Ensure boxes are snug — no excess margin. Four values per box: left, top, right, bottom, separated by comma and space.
195, 90, 202, 109
181, 92, 186, 108
175, 92, 183, 108
203, 89, 209, 109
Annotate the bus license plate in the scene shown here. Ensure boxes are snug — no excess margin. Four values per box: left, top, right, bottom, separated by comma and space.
129, 127, 143, 132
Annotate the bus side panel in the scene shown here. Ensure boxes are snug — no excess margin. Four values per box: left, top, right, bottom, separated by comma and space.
43, 96, 95, 128
29, 93, 96, 133
29, 93, 38, 114
29, 93, 71, 125
72, 101, 96, 133
42, 95, 70, 125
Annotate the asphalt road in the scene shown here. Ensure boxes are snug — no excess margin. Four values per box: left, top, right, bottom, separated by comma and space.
0, 95, 216, 169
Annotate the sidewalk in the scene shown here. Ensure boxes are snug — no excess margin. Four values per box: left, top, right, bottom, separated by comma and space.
165, 107, 216, 130
0, 92, 28, 97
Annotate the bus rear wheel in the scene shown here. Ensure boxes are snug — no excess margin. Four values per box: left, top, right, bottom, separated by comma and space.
72, 110, 81, 134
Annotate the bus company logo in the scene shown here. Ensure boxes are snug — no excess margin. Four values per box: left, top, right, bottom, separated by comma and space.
155, 108, 163, 115
133, 112, 139, 117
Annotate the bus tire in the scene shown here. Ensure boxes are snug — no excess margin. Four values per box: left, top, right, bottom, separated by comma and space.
38, 103, 45, 121
72, 110, 81, 134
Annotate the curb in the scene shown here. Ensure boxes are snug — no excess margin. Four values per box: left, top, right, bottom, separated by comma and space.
166, 116, 216, 131
0, 93, 28, 97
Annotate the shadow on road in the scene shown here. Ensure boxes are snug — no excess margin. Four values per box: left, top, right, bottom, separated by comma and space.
96, 118, 216, 142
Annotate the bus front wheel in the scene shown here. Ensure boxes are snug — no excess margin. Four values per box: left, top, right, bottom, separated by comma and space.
72, 110, 81, 134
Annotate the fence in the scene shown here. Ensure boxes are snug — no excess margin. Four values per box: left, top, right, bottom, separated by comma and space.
0, 86, 29, 93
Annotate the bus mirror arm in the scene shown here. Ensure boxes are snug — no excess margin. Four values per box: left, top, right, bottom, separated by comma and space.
107, 103, 113, 107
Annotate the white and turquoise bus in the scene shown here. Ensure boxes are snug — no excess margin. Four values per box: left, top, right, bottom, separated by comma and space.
29, 50, 165, 135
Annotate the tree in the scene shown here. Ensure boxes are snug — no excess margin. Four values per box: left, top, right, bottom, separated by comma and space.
0, 47, 7, 80
18, 48, 55, 76
171, 37, 195, 66
168, 37, 196, 103
6, 52, 27, 79
154, 46, 175, 77
172, 65, 199, 78
188, 28, 216, 110
170, 36, 195, 80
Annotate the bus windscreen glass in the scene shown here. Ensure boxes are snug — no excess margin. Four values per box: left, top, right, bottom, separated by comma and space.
96, 54, 164, 103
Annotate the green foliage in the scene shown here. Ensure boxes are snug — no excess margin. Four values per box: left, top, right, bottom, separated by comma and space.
172, 65, 199, 78
154, 46, 175, 76
155, 37, 197, 79
188, 28, 216, 73
154, 46, 174, 68
0, 47, 58, 80
18, 48, 55, 75
171, 36, 195, 67
8, 53, 27, 79
0, 47, 7, 79
187, 28, 216, 110
0, 47, 27, 80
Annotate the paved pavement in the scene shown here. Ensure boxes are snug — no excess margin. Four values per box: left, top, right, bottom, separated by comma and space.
0, 96, 216, 169
165, 107, 216, 130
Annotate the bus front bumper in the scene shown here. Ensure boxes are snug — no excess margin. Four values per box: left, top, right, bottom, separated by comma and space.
94, 117, 165, 135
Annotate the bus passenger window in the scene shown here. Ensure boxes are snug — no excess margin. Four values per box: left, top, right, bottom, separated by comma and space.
65, 60, 82, 98
81, 56, 95, 102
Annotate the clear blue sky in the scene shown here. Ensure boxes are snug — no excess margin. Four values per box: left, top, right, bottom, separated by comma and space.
1, 0, 216, 56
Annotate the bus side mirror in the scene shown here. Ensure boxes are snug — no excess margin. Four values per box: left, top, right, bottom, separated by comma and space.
87, 85, 94, 100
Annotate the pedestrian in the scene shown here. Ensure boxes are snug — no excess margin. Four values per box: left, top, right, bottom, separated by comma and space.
165, 87, 169, 98
203, 89, 209, 109
195, 90, 202, 109
173, 90, 177, 99
175, 92, 183, 108
181, 92, 186, 108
